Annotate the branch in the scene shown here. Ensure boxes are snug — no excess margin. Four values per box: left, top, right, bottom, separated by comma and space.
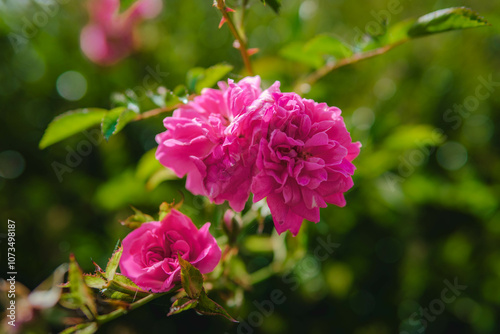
133, 94, 196, 121
293, 40, 408, 94
216, 0, 254, 75
95, 292, 165, 325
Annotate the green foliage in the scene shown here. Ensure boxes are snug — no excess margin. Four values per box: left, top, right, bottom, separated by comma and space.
408, 7, 489, 37
39, 109, 107, 149
196, 289, 238, 322
260, 0, 282, 13
101, 107, 137, 141
187, 64, 234, 94
283, 7, 489, 70
120, 206, 155, 229
105, 244, 123, 280
59, 322, 98, 334
167, 298, 199, 316
303, 34, 353, 60
178, 254, 204, 299
170, 254, 237, 321
65, 255, 97, 319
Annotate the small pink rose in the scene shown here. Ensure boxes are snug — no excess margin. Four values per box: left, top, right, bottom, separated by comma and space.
119, 210, 221, 293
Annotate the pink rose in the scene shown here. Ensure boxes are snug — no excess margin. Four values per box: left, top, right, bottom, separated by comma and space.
155, 76, 262, 211
251, 82, 361, 236
80, 0, 163, 65
119, 210, 221, 293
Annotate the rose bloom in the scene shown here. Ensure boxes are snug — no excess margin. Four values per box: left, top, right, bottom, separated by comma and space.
250, 82, 361, 236
119, 210, 221, 293
155, 76, 262, 211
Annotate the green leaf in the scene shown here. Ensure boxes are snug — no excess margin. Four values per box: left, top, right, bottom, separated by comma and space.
260, 0, 281, 13
167, 297, 198, 316
408, 7, 489, 38
136, 149, 162, 181
147, 87, 186, 109
39, 108, 107, 149
227, 256, 251, 289
101, 107, 137, 141
101, 289, 137, 302
105, 244, 123, 281
68, 254, 97, 319
120, 206, 155, 229
147, 168, 179, 190
304, 34, 353, 60
60, 322, 98, 334
178, 254, 203, 299
187, 64, 233, 94
243, 235, 274, 253
195, 289, 238, 322
108, 274, 150, 298
280, 42, 324, 69
84, 274, 107, 289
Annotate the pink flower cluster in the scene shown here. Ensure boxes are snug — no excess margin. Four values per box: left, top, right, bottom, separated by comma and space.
80, 0, 162, 65
156, 77, 360, 236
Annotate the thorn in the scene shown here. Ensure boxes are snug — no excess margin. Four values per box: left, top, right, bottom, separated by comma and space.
247, 48, 259, 56
226, 7, 235, 13
219, 16, 227, 29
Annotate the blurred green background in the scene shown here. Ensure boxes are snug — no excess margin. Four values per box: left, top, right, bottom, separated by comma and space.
1, 0, 499, 333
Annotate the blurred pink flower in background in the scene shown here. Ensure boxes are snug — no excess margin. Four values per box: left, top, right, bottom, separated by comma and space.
80, 0, 162, 65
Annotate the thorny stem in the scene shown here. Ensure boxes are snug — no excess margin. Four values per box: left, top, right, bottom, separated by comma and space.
95, 292, 166, 325
216, 0, 254, 75
293, 40, 408, 94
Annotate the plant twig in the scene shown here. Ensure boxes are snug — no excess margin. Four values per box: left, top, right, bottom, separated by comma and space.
133, 94, 196, 121
133, 106, 175, 121
95, 292, 165, 325
293, 40, 408, 94
216, 0, 254, 75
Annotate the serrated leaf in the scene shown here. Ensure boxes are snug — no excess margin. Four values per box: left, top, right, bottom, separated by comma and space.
408, 7, 489, 38
68, 254, 97, 319
39, 108, 107, 149
260, 0, 281, 13
178, 254, 203, 299
108, 274, 150, 299
83, 274, 108, 289
105, 245, 123, 281
60, 322, 98, 334
167, 297, 198, 316
304, 34, 353, 59
121, 206, 155, 229
101, 107, 137, 141
195, 289, 238, 322
101, 289, 136, 302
